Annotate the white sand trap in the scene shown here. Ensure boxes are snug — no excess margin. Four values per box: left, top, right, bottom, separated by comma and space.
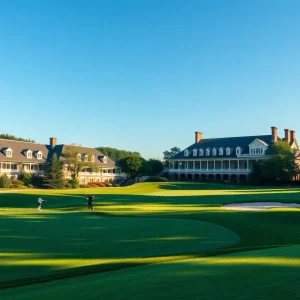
223, 202, 300, 211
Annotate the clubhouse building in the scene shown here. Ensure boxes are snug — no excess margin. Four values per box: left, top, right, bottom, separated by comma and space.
168, 127, 299, 183
0, 137, 126, 184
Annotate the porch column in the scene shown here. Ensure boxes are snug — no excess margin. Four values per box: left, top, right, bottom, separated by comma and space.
238, 160, 240, 170
193, 161, 195, 170
214, 161, 215, 171
221, 160, 223, 171
207, 160, 208, 171
246, 160, 249, 171
229, 160, 231, 171
200, 160, 202, 171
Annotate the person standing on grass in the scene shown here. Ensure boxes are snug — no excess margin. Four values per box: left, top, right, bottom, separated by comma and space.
37, 196, 45, 211
86, 195, 95, 211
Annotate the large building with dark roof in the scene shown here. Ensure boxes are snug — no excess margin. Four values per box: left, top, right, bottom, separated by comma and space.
0, 137, 126, 184
168, 127, 299, 182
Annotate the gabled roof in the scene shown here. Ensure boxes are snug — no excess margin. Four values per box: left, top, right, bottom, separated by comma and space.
248, 138, 269, 147
0, 139, 50, 162
172, 135, 273, 159
55, 144, 118, 168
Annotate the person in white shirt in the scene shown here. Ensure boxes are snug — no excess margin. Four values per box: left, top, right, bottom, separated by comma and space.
37, 196, 45, 211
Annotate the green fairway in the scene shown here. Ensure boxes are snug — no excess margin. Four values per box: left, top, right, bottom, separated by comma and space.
3, 245, 300, 300
1, 182, 300, 299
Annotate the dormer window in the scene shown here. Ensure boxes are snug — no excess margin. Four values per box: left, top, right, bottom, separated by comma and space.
103, 156, 107, 164
236, 147, 241, 155
77, 153, 81, 161
36, 151, 42, 160
212, 148, 217, 156
206, 149, 210, 156
184, 150, 189, 157
84, 154, 88, 162
26, 150, 32, 159
91, 155, 95, 162
5, 148, 13, 157
199, 149, 204, 156
193, 149, 197, 156
219, 148, 223, 155
226, 147, 231, 155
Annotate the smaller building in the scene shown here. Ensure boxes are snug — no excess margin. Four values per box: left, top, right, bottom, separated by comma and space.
168, 127, 299, 183
0, 137, 127, 184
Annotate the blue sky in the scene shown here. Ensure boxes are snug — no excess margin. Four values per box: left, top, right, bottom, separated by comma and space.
1, 1, 300, 159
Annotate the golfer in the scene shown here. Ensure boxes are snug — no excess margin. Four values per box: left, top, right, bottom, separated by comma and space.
37, 196, 45, 211
86, 195, 94, 211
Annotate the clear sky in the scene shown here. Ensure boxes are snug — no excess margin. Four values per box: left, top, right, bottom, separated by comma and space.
1, 1, 300, 159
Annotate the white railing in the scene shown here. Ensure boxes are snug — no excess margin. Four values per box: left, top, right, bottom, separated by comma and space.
64, 171, 127, 177
168, 168, 251, 173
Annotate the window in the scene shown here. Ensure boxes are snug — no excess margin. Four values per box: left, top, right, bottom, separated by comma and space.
236, 147, 241, 155
84, 154, 88, 162
226, 147, 231, 155
27, 151, 32, 159
212, 148, 217, 156
219, 148, 223, 155
5, 148, 12, 157
193, 149, 197, 156
199, 149, 204, 156
37, 151, 42, 160
77, 153, 81, 161
91, 155, 95, 162
206, 149, 210, 156
103, 156, 107, 164
184, 150, 189, 157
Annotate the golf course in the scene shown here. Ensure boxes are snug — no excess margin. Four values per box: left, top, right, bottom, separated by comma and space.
1, 182, 300, 299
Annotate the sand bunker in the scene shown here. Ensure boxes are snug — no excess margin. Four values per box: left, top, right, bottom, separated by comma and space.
223, 202, 300, 211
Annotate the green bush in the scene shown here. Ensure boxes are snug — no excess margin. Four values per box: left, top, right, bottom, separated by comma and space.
112, 183, 120, 187
10, 184, 27, 189
11, 179, 24, 185
145, 176, 168, 182
65, 183, 73, 189
0, 174, 12, 188
27, 184, 34, 188
19, 172, 33, 186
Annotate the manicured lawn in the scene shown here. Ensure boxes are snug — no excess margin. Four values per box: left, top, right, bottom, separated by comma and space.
1, 182, 300, 299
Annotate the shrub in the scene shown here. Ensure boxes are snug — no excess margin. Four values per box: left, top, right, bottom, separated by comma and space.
145, 176, 168, 182
103, 182, 112, 187
31, 175, 44, 188
19, 172, 33, 186
96, 182, 106, 187
79, 184, 90, 188
112, 183, 120, 187
10, 184, 27, 189
11, 179, 24, 185
0, 174, 11, 188
27, 184, 34, 188
87, 182, 97, 187
65, 183, 73, 189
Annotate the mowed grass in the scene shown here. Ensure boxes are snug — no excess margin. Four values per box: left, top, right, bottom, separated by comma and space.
1, 182, 300, 299
3, 245, 300, 300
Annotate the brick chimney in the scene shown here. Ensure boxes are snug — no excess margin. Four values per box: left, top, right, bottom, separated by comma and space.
271, 126, 278, 143
50, 137, 57, 148
195, 132, 203, 143
290, 130, 296, 144
284, 129, 290, 144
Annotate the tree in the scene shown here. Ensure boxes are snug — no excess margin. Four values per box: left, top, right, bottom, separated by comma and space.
0, 133, 35, 143
63, 147, 97, 187
147, 159, 164, 175
261, 141, 299, 182
43, 153, 65, 189
0, 174, 11, 188
118, 156, 143, 178
95, 147, 141, 163
250, 140, 300, 184
163, 147, 181, 166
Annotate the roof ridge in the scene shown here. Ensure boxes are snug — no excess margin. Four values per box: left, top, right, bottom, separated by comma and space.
0, 138, 40, 145
201, 134, 272, 140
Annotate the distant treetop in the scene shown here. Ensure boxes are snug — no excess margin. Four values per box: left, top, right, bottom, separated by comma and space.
0, 134, 36, 143
95, 147, 141, 163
